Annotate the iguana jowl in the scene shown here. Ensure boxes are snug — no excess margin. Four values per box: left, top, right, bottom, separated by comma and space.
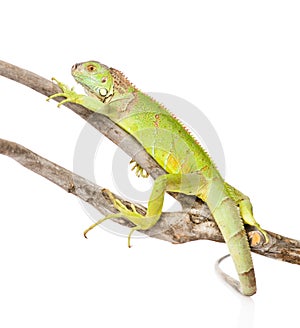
48, 61, 268, 296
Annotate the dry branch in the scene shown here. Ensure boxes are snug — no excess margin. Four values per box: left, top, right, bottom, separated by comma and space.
1, 60, 300, 266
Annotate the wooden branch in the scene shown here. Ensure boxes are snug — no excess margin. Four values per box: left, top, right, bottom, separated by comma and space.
0, 138, 221, 244
1, 60, 300, 267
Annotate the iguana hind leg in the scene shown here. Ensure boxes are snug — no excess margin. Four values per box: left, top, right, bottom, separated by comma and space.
84, 172, 206, 247
83, 172, 256, 295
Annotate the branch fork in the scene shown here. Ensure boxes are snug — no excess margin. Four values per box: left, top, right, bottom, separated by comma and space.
0, 60, 300, 266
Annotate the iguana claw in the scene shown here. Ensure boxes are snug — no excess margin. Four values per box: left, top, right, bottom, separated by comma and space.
83, 189, 150, 247
46, 78, 79, 107
130, 159, 149, 178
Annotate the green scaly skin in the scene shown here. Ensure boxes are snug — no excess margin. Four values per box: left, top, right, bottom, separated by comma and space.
48, 61, 268, 296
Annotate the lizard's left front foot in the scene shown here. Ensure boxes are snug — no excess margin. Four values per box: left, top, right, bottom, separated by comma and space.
46, 78, 81, 107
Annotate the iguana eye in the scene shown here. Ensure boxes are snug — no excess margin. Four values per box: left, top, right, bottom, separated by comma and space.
87, 65, 96, 72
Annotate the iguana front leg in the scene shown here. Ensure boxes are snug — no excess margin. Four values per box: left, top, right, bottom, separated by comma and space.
47, 78, 134, 118
47, 78, 108, 111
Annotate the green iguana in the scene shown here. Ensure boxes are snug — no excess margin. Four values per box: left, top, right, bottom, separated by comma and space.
48, 61, 268, 296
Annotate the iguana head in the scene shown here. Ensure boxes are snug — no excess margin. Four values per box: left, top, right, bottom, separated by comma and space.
71, 61, 114, 102
72, 61, 135, 102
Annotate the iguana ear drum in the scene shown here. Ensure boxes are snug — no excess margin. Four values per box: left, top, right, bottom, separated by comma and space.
99, 88, 108, 97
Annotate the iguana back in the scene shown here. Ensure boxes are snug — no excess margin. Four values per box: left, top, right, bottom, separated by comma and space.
116, 91, 215, 176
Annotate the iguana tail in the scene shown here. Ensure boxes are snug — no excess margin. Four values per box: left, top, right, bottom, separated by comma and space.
206, 180, 256, 296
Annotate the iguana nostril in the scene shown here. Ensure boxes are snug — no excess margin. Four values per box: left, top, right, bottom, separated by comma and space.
71, 63, 78, 71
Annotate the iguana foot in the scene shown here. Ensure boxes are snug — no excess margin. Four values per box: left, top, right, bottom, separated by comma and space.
84, 190, 157, 247
248, 230, 266, 248
130, 159, 149, 178
46, 78, 81, 107
252, 223, 269, 245
225, 183, 269, 244
238, 199, 269, 244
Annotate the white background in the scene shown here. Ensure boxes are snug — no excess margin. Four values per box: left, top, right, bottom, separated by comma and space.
1, 1, 300, 327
